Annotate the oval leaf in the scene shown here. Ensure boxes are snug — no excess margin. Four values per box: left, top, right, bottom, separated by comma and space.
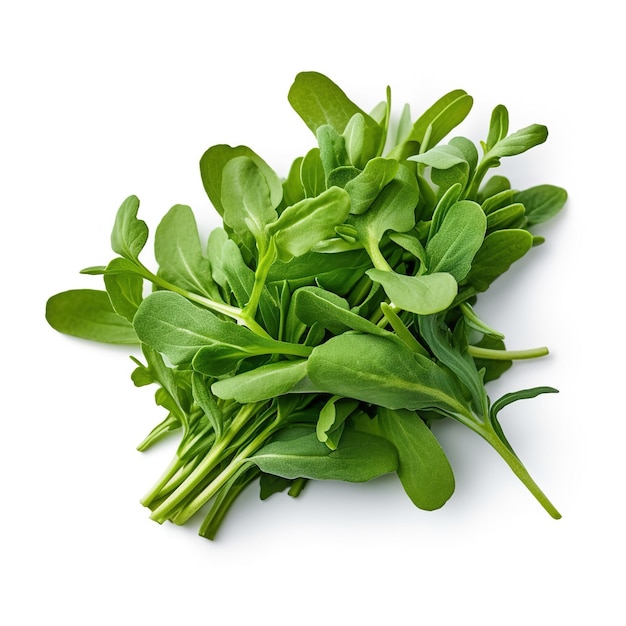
46, 289, 139, 344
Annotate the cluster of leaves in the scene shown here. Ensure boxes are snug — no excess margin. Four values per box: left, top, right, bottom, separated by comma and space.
46, 71, 567, 539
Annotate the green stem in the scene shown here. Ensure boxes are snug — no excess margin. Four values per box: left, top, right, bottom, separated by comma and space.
479, 426, 561, 519
149, 403, 262, 523
171, 417, 281, 524
242, 238, 277, 322
468, 345, 549, 360
133, 261, 271, 338
365, 240, 393, 272
379, 302, 430, 356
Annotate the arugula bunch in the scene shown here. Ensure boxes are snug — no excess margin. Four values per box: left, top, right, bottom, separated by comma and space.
46, 71, 567, 539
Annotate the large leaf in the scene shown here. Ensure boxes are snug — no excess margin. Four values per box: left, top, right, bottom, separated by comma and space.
46, 289, 139, 344
248, 426, 398, 483
134, 291, 307, 373
306, 333, 467, 415
288, 71, 381, 140
514, 185, 567, 226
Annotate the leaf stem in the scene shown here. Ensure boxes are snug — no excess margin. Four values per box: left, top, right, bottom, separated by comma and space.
468, 345, 549, 360
171, 416, 281, 524
479, 426, 561, 519
243, 238, 277, 322
149, 402, 262, 523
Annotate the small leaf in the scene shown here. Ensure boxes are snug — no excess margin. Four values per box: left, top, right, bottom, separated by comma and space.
104, 271, 144, 323
487, 124, 548, 160
300, 148, 326, 198
211, 360, 308, 403
367, 269, 457, 315
110, 195, 148, 262
293, 286, 389, 337
344, 157, 399, 214
268, 186, 351, 262
490, 386, 559, 421
485, 104, 509, 151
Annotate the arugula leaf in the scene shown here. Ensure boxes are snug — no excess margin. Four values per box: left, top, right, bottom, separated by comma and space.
249, 426, 398, 483
46, 289, 139, 344
110, 195, 148, 262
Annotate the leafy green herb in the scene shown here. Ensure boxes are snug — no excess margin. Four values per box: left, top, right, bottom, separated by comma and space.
46, 71, 566, 539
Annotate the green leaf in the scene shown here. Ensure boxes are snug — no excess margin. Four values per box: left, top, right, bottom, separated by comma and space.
486, 124, 548, 160
134, 291, 307, 374
316, 396, 358, 449
405, 90, 473, 152
485, 105, 509, 151
104, 271, 144, 323
221, 156, 280, 241
199, 144, 283, 218
349, 163, 419, 260
248, 425, 398, 483
418, 314, 487, 416
307, 333, 467, 415
481, 189, 517, 215
110, 195, 148, 262
426, 200, 486, 281
191, 372, 224, 439
344, 157, 399, 214
292, 286, 390, 337
367, 269, 457, 315
46, 289, 139, 344
342, 112, 381, 169
283, 156, 306, 206
514, 184, 567, 226
478, 175, 512, 201
268, 186, 351, 262
288, 71, 381, 143
133, 291, 235, 366
464, 229, 533, 293
154, 204, 218, 298
211, 359, 308, 403
486, 203, 526, 233
490, 386, 559, 421
266, 249, 371, 295
377, 407, 455, 510
300, 148, 326, 198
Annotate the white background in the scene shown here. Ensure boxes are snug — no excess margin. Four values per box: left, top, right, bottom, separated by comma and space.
2, 1, 624, 624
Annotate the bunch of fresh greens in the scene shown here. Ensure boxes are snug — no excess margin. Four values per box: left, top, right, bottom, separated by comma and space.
46, 71, 566, 539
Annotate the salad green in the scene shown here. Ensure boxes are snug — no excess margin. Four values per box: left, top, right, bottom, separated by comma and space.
46, 71, 566, 539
